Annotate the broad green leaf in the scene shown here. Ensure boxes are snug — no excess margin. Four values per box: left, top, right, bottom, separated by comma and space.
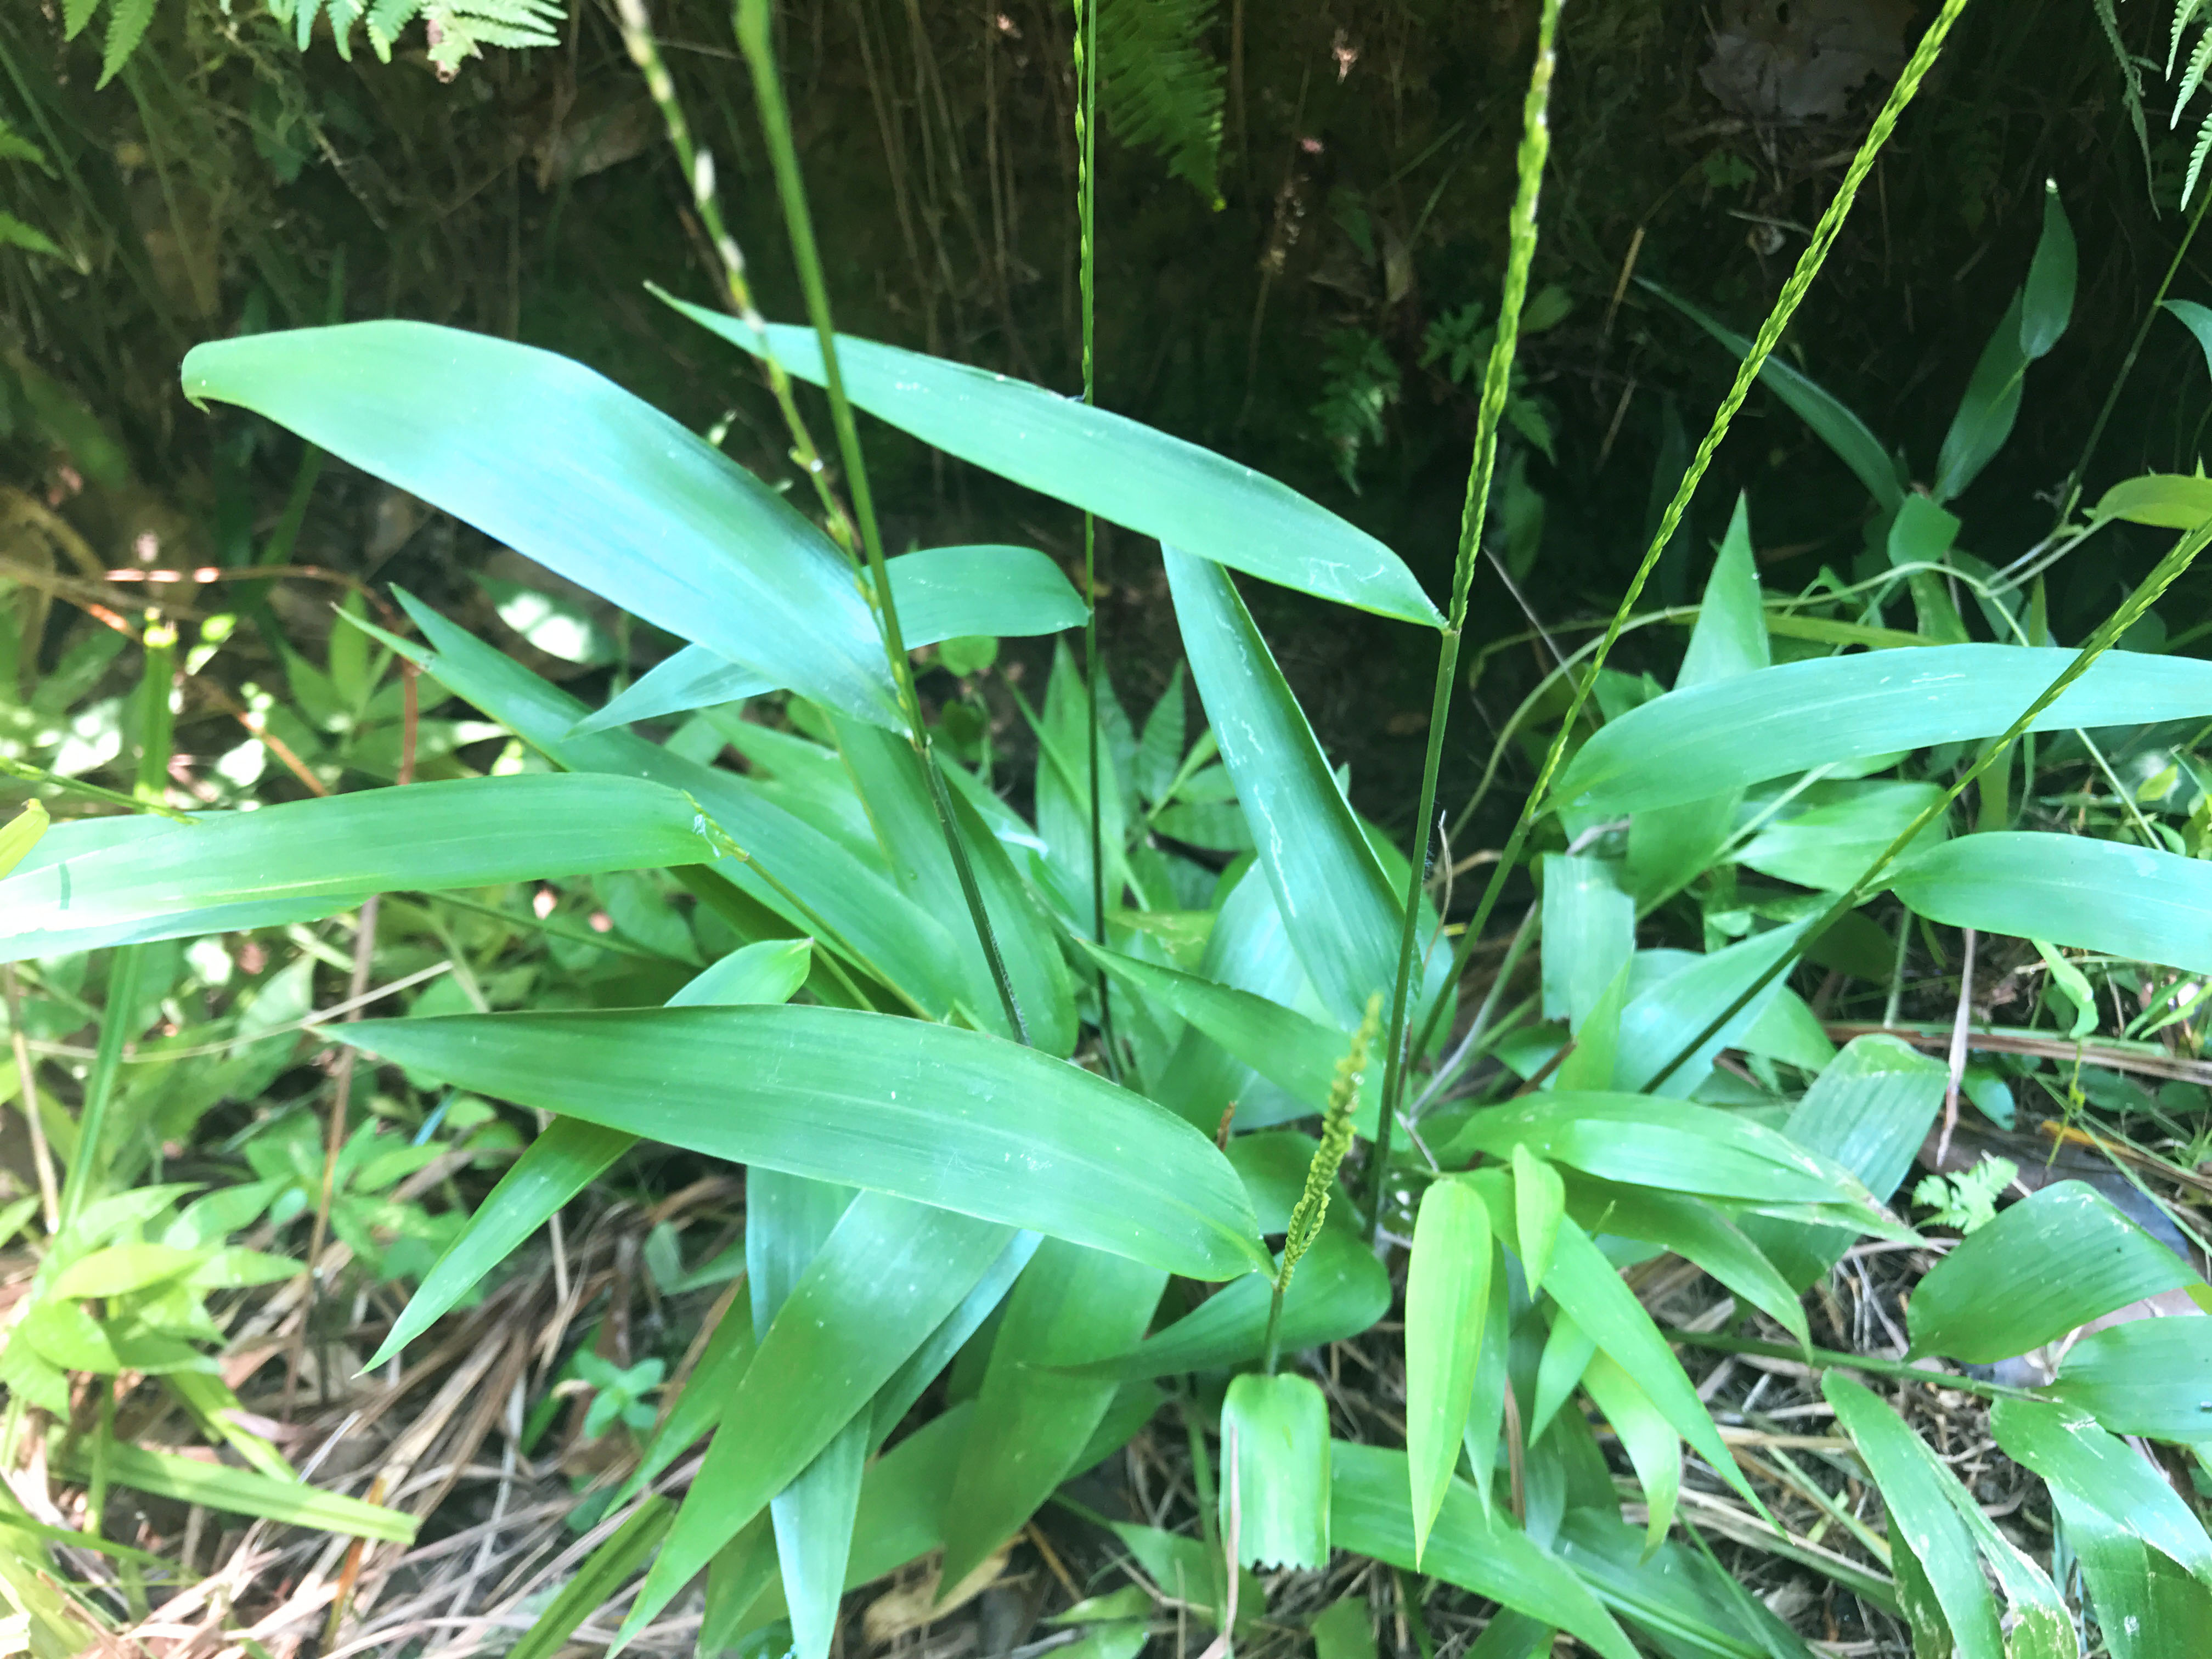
1555, 645, 2212, 817
2165, 299, 2212, 388
1054, 1222, 1386, 1381
831, 714, 1077, 1054
719, 1403, 976, 1642
371, 1122, 632, 1373
624, 1195, 1012, 1642
52, 1441, 415, 1542
1933, 293, 2029, 504
2053, 1491, 2212, 1659
182, 324, 901, 728
1551, 1510, 1830, 1658
617, 1296, 756, 1506
1166, 547, 1404, 1028
0, 774, 717, 962
1458, 1244, 1509, 1507
2051, 1316, 2212, 1438
0, 800, 46, 879
1221, 1372, 1330, 1569
748, 1169, 865, 1659
1678, 496, 1769, 686
1149, 866, 1322, 1131
1561, 1178, 1810, 1351
870, 1229, 1042, 1445
387, 592, 963, 1017
1539, 855, 1632, 1029
1581, 1352, 1679, 1557
51, 1243, 202, 1299
1831, 1374, 2077, 1658
339, 1006, 1265, 1280
1528, 1311, 1596, 1443
1909, 1182, 2200, 1363
1888, 494, 1971, 643
370, 940, 811, 1368
508, 1498, 673, 1659
1742, 1036, 1946, 1289
1990, 1397, 2212, 1586
1892, 831, 2212, 975
1555, 964, 1628, 1092
1107, 1522, 1257, 1633
2018, 183, 2077, 360
678, 939, 816, 1007
1824, 1375, 2001, 1657
1404, 1178, 1494, 1561
1510, 1146, 1564, 1294
2094, 470, 2212, 529
1328, 1441, 1638, 1659
576, 546, 1088, 734
1448, 1091, 1872, 1207
1079, 940, 1345, 1110
940, 1239, 1167, 1585
1648, 281, 1902, 510
1535, 1218, 1755, 1506
665, 300, 1442, 627
1614, 923, 1814, 1096
1735, 781, 1948, 893
1310, 1597, 1377, 1659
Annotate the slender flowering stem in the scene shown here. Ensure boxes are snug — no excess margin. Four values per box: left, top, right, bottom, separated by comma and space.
1074, 0, 1118, 1069
1408, 0, 1976, 1070
732, 0, 1030, 1044
614, 0, 859, 561
1368, 0, 1560, 1241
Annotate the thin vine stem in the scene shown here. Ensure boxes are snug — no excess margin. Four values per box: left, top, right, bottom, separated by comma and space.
725, 0, 1035, 1044
1408, 0, 1975, 1069
1368, 0, 1561, 1240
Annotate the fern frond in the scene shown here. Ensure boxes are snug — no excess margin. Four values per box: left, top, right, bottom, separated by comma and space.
365, 0, 422, 60
0, 119, 52, 176
2178, 26, 2212, 121
2173, 0, 2210, 76
2092, 0, 2148, 179
62, 0, 99, 42
0, 212, 64, 262
2186, 107, 2212, 207
1096, 0, 1224, 205
96, 0, 156, 87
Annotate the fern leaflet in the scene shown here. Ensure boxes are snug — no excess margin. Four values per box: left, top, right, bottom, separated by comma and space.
1096, 0, 1225, 205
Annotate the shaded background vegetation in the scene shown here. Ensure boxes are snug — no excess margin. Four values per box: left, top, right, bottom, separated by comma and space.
4, 0, 2206, 836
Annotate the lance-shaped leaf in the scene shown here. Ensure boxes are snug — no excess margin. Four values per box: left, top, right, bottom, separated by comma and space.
940, 1240, 1167, 1585
1404, 1178, 1494, 1562
1079, 940, 1346, 1108
182, 324, 900, 728
1166, 547, 1406, 1029
1990, 1397, 2212, 1587
0, 774, 717, 963
370, 939, 815, 1368
1909, 1182, 2202, 1363
338, 1005, 1265, 1279
2051, 1317, 2212, 1438
578, 545, 1088, 734
1221, 1372, 1331, 1570
1448, 1092, 1875, 1209
1580, 1353, 1680, 1559
1556, 646, 2212, 817
387, 592, 963, 1017
663, 296, 1442, 627
622, 1197, 1012, 1644
1892, 832, 2212, 977
1329, 1442, 1637, 1659
1052, 1222, 1385, 1381
1827, 1374, 2076, 1659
